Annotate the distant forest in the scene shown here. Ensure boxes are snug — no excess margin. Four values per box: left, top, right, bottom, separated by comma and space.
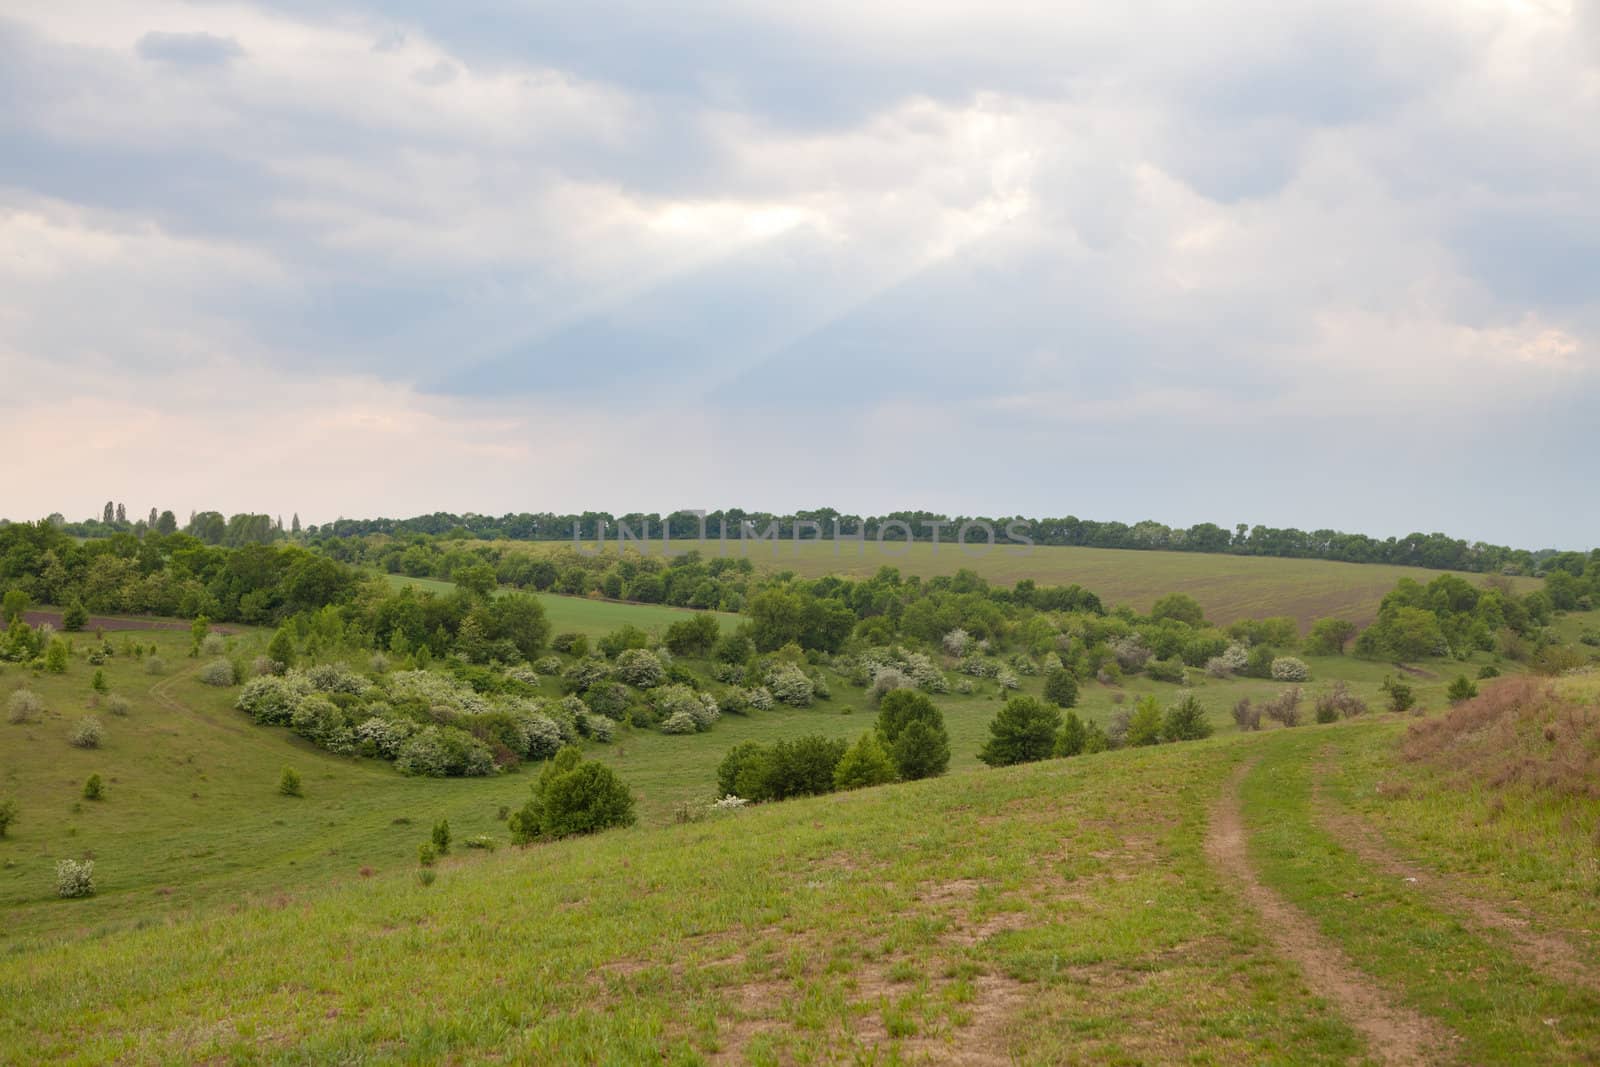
17, 504, 1595, 577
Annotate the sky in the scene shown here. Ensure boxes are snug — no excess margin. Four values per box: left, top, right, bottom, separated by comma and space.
1, 1, 1596, 547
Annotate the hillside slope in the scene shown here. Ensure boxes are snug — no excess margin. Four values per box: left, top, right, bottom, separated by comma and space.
7, 700, 1600, 1064
512, 540, 1537, 628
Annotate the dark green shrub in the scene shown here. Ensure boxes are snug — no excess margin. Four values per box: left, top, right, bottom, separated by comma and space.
62, 600, 88, 632
763, 735, 848, 800
551, 631, 587, 656
1446, 675, 1479, 704
1244, 645, 1277, 679
716, 741, 773, 799
1042, 668, 1079, 708
418, 841, 437, 867
833, 732, 896, 790
664, 613, 721, 657
1381, 676, 1416, 713
1146, 658, 1185, 684
1125, 697, 1163, 747
1477, 664, 1501, 679
83, 774, 103, 801
509, 747, 636, 842
978, 696, 1062, 766
1054, 711, 1087, 757
431, 819, 451, 855
597, 625, 650, 659
0, 797, 15, 836
1162, 694, 1213, 741
278, 767, 303, 797
875, 690, 950, 780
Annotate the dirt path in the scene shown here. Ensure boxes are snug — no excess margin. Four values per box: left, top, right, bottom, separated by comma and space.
1312, 759, 1600, 994
1207, 762, 1453, 1066
23, 610, 233, 634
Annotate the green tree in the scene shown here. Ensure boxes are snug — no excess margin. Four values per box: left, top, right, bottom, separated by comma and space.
454, 564, 498, 599
874, 690, 950, 780
278, 767, 303, 797
1380, 676, 1416, 713
890, 720, 951, 781
1150, 593, 1205, 628
510, 747, 636, 842
1, 590, 29, 625
156, 510, 177, 536
1161, 693, 1213, 741
189, 616, 209, 658
83, 774, 103, 801
834, 732, 897, 790
62, 599, 88, 632
663, 613, 721, 657
1054, 711, 1087, 757
91, 669, 107, 693
1305, 618, 1357, 656
1126, 696, 1163, 746
267, 626, 296, 667
978, 696, 1062, 767
716, 741, 774, 800
432, 819, 452, 855
44, 639, 69, 674
1042, 668, 1079, 708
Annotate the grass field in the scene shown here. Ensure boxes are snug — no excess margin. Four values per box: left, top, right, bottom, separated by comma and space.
381, 573, 741, 638
509, 540, 1538, 629
4, 607, 1596, 1062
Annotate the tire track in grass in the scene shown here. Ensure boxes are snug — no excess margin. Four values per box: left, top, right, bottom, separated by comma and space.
1312, 754, 1600, 995
1207, 761, 1454, 1066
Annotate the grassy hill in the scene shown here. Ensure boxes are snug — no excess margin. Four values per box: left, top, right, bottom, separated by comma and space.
4, 604, 1597, 1063
381, 574, 742, 638
507, 540, 1538, 629
4, 675, 1600, 1062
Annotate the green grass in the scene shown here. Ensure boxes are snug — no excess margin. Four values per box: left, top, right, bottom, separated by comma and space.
1, 732, 1369, 1064
515, 539, 1538, 628
381, 573, 741, 638
1240, 727, 1600, 1064
4, 615, 1594, 1062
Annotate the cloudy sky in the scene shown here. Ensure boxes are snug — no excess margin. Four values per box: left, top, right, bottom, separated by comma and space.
1, 1, 1596, 546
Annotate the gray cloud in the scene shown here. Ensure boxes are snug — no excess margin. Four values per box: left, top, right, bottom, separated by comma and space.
135, 30, 244, 67
0, 2, 1596, 543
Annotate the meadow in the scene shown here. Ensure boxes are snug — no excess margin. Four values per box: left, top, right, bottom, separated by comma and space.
3, 582, 1596, 1062
505, 539, 1538, 629
382, 573, 742, 638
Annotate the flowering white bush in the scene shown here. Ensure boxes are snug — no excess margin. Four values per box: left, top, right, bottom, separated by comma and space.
767, 664, 815, 707
995, 667, 1021, 691
902, 653, 949, 693
533, 656, 564, 676
387, 671, 492, 715
70, 716, 103, 749
355, 715, 416, 759
1205, 656, 1233, 679
870, 666, 909, 703
654, 685, 720, 731
1009, 655, 1039, 677
583, 714, 616, 742
236, 674, 314, 725
200, 633, 227, 657
7, 689, 43, 724
55, 858, 95, 899
810, 672, 831, 700
745, 686, 775, 711
941, 628, 972, 657
1041, 652, 1064, 674
1271, 657, 1310, 682
956, 656, 999, 679
1111, 637, 1151, 672
290, 695, 356, 754
615, 648, 666, 688
660, 710, 698, 734
368, 652, 390, 675
517, 713, 565, 759
711, 794, 749, 812
198, 659, 237, 687
395, 725, 494, 777
1221, 643, 1250, 671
